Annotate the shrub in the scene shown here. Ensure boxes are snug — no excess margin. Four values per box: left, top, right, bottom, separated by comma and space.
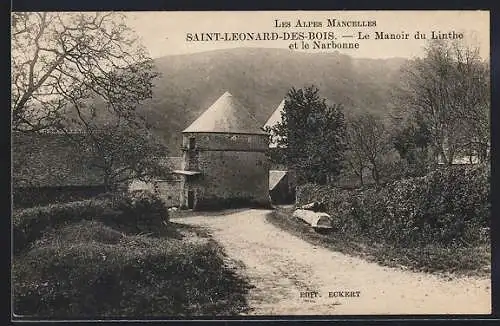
13, 191, 169, 254
13, 186, 108, 209
267, 207, 490, 276
297, 164, 490, 246
13, 221, 250, 317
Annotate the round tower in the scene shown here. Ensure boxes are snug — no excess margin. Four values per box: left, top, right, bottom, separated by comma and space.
177, 91, 270, 210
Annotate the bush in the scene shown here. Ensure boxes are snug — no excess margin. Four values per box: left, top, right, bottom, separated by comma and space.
297, 164, 490, 246
13, 191, 169, 254
267, 207, 490, 276
13, 221, 250, 317
13, 186, 108, 209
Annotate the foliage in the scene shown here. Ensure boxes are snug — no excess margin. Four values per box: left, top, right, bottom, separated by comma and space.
297, 164, 490, 246
77, 123, 170, 188
265, 85, 347, 185
344, 113, 396, 187
11, 12, 158, 132
13, 190, 169, 254
267, 208, 490, 276
391, 113, 434, 177
12, 221, 250, 317
396, 40, 490, 165
11, 12, 166, 189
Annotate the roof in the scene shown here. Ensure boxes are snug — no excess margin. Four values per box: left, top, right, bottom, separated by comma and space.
437, 155, 481, 165
264, 100, 286, 148
269, 170, 288, 190
12, 132, 105, 188
172, 170, 201, 176
264, 99, 285, 129
183, 91, 267, 135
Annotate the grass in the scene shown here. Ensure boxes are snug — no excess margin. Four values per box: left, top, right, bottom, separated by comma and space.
13, 219, 253, 318
266, 206, 490, 278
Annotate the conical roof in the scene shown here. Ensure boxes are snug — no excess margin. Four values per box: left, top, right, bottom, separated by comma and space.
264, 99, 285, 128
183, 92, 266, 134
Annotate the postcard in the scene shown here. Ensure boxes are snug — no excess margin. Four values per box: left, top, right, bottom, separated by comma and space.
11, 10, 491, 319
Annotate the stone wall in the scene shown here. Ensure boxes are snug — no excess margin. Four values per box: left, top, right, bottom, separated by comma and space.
155, 179, 182, 207
182, 132, 270, 209
129, 178, 182, 208
182, 132, 268, 152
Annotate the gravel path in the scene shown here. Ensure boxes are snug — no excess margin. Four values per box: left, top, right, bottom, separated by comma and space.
171, 209, 491, 315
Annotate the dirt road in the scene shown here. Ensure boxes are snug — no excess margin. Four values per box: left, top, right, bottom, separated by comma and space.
171, 209, 491, 315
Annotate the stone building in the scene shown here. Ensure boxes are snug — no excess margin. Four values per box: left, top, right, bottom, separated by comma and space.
12, 131, 108, 208
174, 91, 271, 209
129, 157, 183, 207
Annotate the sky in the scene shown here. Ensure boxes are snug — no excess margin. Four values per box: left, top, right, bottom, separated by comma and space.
123, 11, 490, 60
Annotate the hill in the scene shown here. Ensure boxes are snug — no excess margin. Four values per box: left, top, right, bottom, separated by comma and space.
138, 48, 408, 154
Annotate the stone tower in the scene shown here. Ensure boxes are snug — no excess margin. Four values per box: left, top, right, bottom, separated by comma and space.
176, 91, 270, 210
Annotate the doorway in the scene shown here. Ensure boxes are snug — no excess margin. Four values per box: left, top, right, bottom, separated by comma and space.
187, 190, 195, 209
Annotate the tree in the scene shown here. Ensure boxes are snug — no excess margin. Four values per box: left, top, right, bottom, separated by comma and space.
12, 12, 166, 189
397, 39, 490, 165
11, 12, 157, 133
343, 148, 368, 188
265, 86, 347, 185
392, 113, 433, 177
78, 120, 169, 191
345, 113, 394, 187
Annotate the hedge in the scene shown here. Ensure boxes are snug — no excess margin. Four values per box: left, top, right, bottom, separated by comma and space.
13, 190, 169, 254
297, 164, 490, 246
12, 220, 250, 317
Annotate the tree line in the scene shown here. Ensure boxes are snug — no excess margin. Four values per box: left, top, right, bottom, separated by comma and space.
11, 12, 168, 190
266, 40, 490, 187
11, 12, 490, 191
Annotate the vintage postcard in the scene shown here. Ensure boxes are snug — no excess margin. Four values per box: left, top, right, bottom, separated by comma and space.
11, 10, 491, 319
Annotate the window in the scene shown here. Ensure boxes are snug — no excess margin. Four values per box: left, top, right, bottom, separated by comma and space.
189, 137, 196, 149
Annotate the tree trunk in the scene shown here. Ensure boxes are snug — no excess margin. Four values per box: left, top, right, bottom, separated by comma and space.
372, 165, 381, 188
103, 173, 112, 193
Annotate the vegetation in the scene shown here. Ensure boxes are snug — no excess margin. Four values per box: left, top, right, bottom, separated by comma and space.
11, 12, 156, 133
142, 48, 404, 155
264, 86, 347, 185
11, 12, 167, 190
79, 125, 170, 189
297, 164, 489, 246
395, 39, 490, 165
267, 207, 490, 277
269, 163, 490, 276
344, 112, 397, 187
261, 40, 490, 278
12, 192, 251, 318
13, 191, 168, 254
13, 221, 251, 318
391, 114, 434, 178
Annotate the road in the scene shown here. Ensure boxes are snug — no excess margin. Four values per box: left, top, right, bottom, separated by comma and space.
171, 209, 491, 315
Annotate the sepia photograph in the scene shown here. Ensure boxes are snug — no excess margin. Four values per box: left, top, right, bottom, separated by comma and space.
11, 10, 491, 319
